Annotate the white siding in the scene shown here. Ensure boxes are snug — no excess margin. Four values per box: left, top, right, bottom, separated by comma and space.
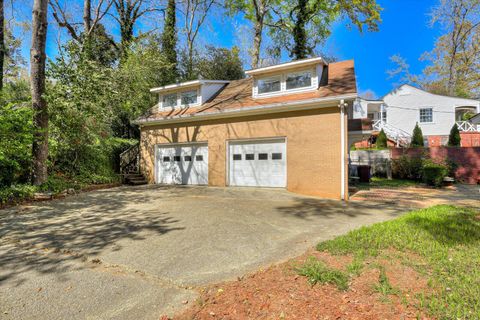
383, 85, 480, 136
352, 99, 368, 119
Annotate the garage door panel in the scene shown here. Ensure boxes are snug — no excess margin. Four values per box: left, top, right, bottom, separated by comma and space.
229, 139, 286, 188
156, 144, 208, 185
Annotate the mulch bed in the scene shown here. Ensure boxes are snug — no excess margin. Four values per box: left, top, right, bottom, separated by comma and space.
172, 250, 431, 320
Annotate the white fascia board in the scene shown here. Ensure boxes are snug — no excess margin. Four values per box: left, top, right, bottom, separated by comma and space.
245, 57, 325, 76
150, 80, 230, 93
348, 130, 373, 135
136, 93, 358, 126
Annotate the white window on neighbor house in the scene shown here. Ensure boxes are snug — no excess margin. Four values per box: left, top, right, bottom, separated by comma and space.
257, 76, 281, 94
163, 93, 177, 108
419, 108, 433, 123
286, 70, 312, 90
181, 90, 198, 105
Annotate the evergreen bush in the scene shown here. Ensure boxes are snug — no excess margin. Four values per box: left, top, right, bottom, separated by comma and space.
447, 123, 461, 146
411, 123, 424, 147
376, 129, 388, 149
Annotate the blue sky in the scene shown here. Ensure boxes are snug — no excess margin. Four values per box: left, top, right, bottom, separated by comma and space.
17, 0, 441, 98
191, 0, 441, 98
324, 0, 441, 97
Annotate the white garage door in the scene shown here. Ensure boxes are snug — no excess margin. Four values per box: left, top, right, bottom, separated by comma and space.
228, 139, 286, 187
156, 144, 208, 185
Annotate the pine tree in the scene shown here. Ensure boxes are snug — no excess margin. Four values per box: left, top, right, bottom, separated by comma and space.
376, 129, 388, 149
162, 0, 177, 82
448, 123, 461, 146
410, 123, 424, 147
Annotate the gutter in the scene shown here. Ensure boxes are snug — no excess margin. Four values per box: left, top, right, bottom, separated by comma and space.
135, 93, 358, 127
339, 99, 346, 201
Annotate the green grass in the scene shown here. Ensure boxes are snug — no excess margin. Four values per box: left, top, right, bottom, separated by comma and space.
315, 205, 480, 319
373, 265, 400, 299
296, 257, 350, 291
358, 177, 421, 189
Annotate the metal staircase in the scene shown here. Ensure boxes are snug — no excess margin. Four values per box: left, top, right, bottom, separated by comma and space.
119, 143, 148, 185
372, 120, 412, 147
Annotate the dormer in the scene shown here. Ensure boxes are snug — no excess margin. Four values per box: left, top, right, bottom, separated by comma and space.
150, 79, 230, 110
245, 57, 327, 99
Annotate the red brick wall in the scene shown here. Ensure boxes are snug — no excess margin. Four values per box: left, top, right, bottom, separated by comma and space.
426, 135, 447, 147
460, 132, 480, 147
391, 147, 480, 184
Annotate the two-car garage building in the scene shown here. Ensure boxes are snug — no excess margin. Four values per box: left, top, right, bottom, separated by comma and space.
137, 58, 357, 200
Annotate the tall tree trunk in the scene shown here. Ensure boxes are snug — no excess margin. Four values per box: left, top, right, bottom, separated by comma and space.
252, 17, 263, 69
0, 0, 4, 91
31, 0, 49, 185
83, 0, 91, 33
291, 0, 309, 59
162, 0, 177, 82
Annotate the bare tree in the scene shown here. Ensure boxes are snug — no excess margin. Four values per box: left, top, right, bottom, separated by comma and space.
226, 0, 278, 69
179, 0, 217, 78
425, 0, 480, 96
112, 0, 162, 58
50, 0, 113, 42
31, 0, 49, 185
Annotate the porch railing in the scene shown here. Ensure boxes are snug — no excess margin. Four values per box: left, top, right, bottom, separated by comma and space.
456, 121, 479, 132
373, 120, 412, 147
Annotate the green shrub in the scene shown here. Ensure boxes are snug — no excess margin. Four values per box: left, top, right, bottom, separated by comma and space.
422, 161, 448, 187
0, 185, 37, 205
411, 123, 424, 147
447, 124, 461, 147
376, 129, 388, 149
0, 103, 33, 187
391, 155, 423, 180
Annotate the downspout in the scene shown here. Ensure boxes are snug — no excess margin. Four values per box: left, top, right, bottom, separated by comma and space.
339, 99, 347, 200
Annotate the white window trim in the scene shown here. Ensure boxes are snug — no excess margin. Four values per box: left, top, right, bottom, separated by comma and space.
257, 75, 282, 95
253, 67, 317, 98
285, 69, 313, 91
419, 107, 434, 124
159, 88, 200, 110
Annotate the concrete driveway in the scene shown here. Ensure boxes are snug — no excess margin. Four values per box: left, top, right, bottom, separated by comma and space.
0, 186, 409, 319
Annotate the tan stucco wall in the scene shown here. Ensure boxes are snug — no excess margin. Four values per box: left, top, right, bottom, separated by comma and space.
140, 106, 347, 199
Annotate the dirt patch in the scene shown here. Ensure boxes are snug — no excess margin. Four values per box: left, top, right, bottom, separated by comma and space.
0, 183, 121, 210
174, 251, 431, 320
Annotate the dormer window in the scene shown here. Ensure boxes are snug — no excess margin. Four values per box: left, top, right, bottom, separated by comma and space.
163, 93, 177, 108
159, 89, 199, 109
258, 76, 281, 94
152, 80, 229, 111
245, 57, 324, 99
286, 70, 312, 90
181, 90, 198, 105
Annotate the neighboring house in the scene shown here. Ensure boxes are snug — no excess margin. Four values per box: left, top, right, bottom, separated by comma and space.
134, 57, 368, 200
353, 84, 480, 147
471, 113, 480, 125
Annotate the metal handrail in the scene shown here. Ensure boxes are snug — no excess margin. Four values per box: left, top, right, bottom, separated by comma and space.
373, 120, 412, 147
120, 143, 140, 174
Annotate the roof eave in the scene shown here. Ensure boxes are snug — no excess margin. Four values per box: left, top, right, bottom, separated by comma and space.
245, 57, 326, 76
135, 93, 358, 127
150, 80, 230, 94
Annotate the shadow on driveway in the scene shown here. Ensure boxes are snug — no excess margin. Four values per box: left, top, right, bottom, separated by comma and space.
276, 196, 409, 220
0, 186, 184, 285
